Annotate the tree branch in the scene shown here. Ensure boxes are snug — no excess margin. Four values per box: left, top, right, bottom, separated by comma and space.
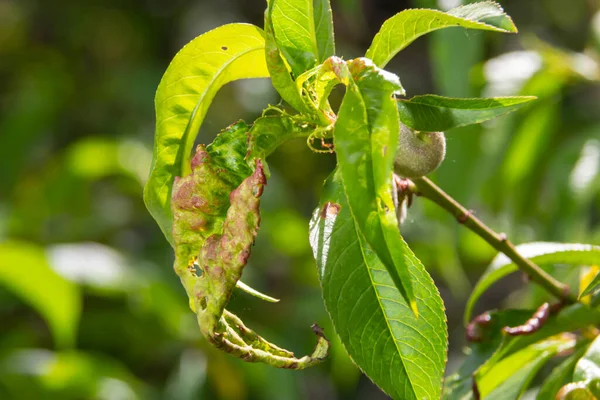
408, 176, 576, 304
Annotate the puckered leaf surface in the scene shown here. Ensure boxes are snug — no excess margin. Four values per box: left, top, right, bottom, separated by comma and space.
145, 24, 269, 244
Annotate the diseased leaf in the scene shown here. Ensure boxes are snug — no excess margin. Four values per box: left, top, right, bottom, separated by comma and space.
476, 336, 576, 399
270, 0, 335, 76
171, 124, 328, 368
246, 113, 316, 163
537, 346, 589, 400
396, 95, 536, 132
365, 2, 517, 68
465, 242, 600, 324
310, 171, 447, 400
331, 57, 417, 314
144, 23, 269, 244
0, 241, 81, 349
171, 123, 253, 300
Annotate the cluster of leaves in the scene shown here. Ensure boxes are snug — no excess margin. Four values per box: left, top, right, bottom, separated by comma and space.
135, 0, 600, 398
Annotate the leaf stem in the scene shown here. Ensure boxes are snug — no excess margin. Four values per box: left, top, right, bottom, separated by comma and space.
408, 176, 576, 304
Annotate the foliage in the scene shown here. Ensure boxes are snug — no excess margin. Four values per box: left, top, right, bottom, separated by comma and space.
2, 0, 600, 399
139, 0, 598, 397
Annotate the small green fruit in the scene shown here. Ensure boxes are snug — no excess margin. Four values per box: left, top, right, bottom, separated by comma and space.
394, 123, 446, 178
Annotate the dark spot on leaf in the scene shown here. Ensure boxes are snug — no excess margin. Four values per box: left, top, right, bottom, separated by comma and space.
221, 46, 228, 50
382, 145, 387, 156
252, 185, 263, 197
199, 296, 208, 311
283, 362, 299, 369
320, 201, 341, 219
191, 261, 203, 277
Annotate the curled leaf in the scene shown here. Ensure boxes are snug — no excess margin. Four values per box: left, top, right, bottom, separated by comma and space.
502, 302, 551, 336
171, 126, 328, 368
144, 23, 269, 244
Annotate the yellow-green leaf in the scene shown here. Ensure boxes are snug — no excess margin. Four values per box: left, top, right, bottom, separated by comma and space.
144, 23, 269, 244
366, 2, 517, 68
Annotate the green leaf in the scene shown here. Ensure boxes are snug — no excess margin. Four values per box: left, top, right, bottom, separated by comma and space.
537, 346, 589, 400
270, 0, 335, 77
264, 3, 309, 112
465, 242, 600, 324
478, 303, 600, 380
548, 336, 600, 399
396, 95, 536, 132
332, 57, 417, 314
580, 271, 600, 298
573, 336, 600, 390
310, 171, 447, 400
365, 2, 517, 68
476, 336, 576, 399
144, 23, 269, 245
443, 309, 533, 400
556, 383, 597, 399
246, 113, 316, 162
448, 305, 600, 400
0, 241, 81, 349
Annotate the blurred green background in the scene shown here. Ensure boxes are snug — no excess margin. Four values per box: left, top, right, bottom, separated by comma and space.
1, 0, 599, 398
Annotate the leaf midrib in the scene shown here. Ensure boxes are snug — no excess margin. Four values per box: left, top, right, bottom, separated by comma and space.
371, 9, 512, 68
352, 220, 420, 400
274, 0, 320, 61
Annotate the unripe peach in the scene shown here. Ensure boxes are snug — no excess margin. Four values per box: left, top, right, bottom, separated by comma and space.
394, 123, 446, 178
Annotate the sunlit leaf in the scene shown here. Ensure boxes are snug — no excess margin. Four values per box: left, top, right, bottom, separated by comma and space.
171, 122, 328, 368
396, 95, 536, 132
310, 171, 447, 399
550, 337, 600, 399
144, 23, 269, 244
246, 113, 316, 162
476, 335, 576, 399
478, 303, 600, 379
0, 241, 81, 349
264, 2, 309, 112
572, 335, 600, 393
537, 346, 589, 400
580, 270, 600, 298
442, 309, 533, 400
365, 2, 517, 68
331, 57, 417, 313
465, 242, 600, 324
270, 0, 334, 76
